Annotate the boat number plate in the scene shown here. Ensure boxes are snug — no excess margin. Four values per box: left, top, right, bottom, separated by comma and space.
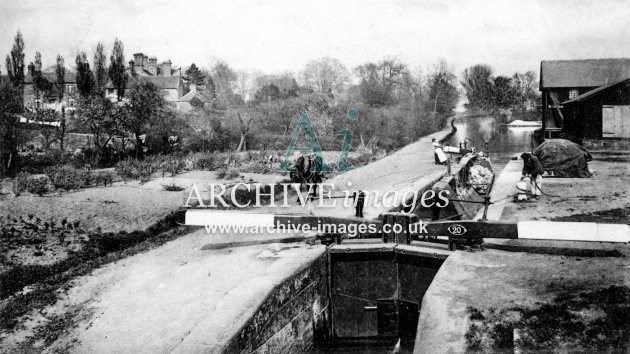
447, 224, 467, 236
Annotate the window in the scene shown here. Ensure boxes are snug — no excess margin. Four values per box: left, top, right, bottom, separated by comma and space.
569, 89, 579, 99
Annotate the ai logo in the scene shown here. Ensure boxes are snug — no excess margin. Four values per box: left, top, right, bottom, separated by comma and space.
277, 109, 358, 173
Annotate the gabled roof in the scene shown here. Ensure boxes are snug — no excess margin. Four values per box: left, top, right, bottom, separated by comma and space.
180, 90, 209, 102
563, 78, 630, 104
540, 58, 630, 89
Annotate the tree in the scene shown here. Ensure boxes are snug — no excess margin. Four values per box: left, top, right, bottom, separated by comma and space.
0, 84, 22, 174
512, 71, 538, 110
56, 55, 67, 150
75, 96, 122, 159
75, 52, 94, 98
124, 81, 167, 158
301, 57, 350, 94
204, 75, 216, 101
233, 106, 258, 151
461, 64, 494, 111
93, 42, 108, 96
355, 59, 408, 107
492, 76, 518, 109
184, 63, 206, 91
6, 31, 25, 106
253, 73, 298, 102
27, 52, 42, 99
109, 38, 127, 101
427, 60, 459, 121
55, 55, 66, 101
210, 60, 237, 109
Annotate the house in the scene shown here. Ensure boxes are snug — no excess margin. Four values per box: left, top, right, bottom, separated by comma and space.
23, 69, 77, 111
562, 78, 630, 149
539, 58, 630, 139
104, 52, 183, 103
173, 83, 212, 112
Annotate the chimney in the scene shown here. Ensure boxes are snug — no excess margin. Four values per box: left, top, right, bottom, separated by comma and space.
161, 60, 172, 76
143, 55, 148, 67
147, 56, 158, 76
133, 53, 144, 67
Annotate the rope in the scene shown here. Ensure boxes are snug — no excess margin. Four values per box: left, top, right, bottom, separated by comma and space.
516, 178, 561, 198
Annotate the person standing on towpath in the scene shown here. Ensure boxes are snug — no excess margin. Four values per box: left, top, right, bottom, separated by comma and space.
520, 152, 545, 199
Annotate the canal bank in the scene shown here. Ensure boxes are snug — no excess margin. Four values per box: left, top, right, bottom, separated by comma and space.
3, 120, 465, 353
415, 150, 630, 353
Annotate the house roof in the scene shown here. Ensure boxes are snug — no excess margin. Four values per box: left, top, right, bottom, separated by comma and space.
104, 75, 181, 90
563, 77, 630, 104
540, 58, 630, 89
142, 76, 181, 89
179, 90, 209, 102
24, 71, 76, 84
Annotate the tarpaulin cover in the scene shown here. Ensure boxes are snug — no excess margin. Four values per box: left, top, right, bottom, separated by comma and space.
533, 139, 592, 178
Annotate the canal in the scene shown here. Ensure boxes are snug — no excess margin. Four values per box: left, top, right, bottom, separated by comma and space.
448, 115, 539, 174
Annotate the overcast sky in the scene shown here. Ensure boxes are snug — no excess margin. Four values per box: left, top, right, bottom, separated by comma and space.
1, 0, 630, 79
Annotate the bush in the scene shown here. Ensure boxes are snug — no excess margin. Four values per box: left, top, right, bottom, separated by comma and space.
162, 157, 186, 177
138, 156, 160, 182
95, 171, 115, 187
114, 160, 138, 183
26, 175, 50, 196
216, 168, 240, 180
19, 150, 68, 174
45, 166, 86, 191
114, 157, 159, 183
193, 153, 215, 170
162, 183, 185, 192
12, 172, 30, 196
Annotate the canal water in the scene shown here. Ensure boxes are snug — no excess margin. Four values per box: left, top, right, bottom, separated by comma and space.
448, 115, 539, 174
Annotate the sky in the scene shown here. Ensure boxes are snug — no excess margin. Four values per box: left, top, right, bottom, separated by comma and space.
1, 0, 630, 79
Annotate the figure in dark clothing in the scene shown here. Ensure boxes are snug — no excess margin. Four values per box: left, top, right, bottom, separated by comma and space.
432, 138, 445, 165
354, 191, 365, 218
520, 152, 545, 198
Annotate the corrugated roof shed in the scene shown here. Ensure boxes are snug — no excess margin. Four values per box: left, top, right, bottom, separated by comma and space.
540, 58, 630, 89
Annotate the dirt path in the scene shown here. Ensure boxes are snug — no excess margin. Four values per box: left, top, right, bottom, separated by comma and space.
1, 229, 325, 353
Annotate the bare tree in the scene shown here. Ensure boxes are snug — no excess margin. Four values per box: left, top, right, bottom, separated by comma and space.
300, 57, 349, 94
234, 108, 257, 151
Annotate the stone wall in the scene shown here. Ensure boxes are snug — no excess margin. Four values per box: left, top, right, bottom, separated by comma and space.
223, 252, 330, 353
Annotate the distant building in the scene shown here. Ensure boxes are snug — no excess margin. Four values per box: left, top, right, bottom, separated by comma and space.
539, 58, 630, 140
174, 83, 212, 112
105, 52, 183, 103
23, 69, 77, 111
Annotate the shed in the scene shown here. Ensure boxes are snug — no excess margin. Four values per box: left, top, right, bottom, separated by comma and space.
539, 58, 630, 139
562, 78, 630, 140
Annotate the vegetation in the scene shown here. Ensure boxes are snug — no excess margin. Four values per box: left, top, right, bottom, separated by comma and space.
1, 31, 468, 183
461, 64, 539, 113
466, 286, 630, 352
0, 211, 189, 331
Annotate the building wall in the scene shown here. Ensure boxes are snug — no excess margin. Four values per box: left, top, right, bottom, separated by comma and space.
563, 82, 630, 141
23, 83, 78, 109
161, 88, 181, 102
